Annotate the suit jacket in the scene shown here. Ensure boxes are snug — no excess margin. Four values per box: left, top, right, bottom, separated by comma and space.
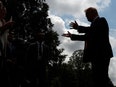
25, 41, 49, 76
71, 17, 113, 63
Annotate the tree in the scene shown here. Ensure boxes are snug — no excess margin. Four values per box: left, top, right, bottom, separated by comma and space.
1, 0, 67, 87
68, 50, 92, 87
68, 50, 93, 87
68, 50, 91, 70
3, 0, 66, 65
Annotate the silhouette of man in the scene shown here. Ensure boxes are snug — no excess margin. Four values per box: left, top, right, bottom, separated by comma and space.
62, 7, 114, 87
0, 1, 14, 86
25, 31, 49, 87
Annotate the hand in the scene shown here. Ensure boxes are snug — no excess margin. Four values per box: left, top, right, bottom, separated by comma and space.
4, 17, 14, 28
0, 20, 14, 32
5, 21, 14, 27
69, 21, 78, 29
62, 31, 71, 37
0, 17, 14, 34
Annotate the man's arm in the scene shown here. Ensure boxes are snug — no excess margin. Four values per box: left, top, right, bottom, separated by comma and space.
77, 26, 90, 33
71, 34, 86, 41
69, 21, 90, 33
62, 31, 86, 41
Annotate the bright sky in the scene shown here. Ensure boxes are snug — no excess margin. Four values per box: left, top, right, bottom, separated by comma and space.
46, 0, 116, 85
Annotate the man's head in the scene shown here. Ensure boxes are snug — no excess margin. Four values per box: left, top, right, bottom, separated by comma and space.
34, 32, 45, 42
85, 7, 99, 22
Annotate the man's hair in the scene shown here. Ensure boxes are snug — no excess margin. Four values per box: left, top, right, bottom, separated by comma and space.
85, 7, 98, 16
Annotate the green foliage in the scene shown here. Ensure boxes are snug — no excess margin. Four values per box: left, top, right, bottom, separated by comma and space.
68, 50, 92, 70
47, 50, 93, 87
4, 0, 66, 64
68, 49, 93, 87
4, 0, 67, 86
47, 63, 79, 87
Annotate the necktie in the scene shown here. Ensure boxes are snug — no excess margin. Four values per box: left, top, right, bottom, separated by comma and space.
39, 42, 42, 56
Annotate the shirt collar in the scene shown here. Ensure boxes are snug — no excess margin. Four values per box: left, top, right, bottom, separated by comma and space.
93, 16, 99, 21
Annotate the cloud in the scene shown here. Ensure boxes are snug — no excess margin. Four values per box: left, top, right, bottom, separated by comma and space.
47, 0, 115, 61
109, 30, 116, 85
49, 14, 84, 61
109, 57, 116, 85
46, 0, 83, 17
110, 29, 116, 57
46, 0, 111, 18
110, 36, 116, 49
47, 0, 114, 61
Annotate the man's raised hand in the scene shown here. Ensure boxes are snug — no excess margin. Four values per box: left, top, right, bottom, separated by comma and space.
69, 21, 78, 29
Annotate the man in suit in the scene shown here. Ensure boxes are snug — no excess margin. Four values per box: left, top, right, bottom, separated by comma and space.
0, 1, 14, 86
62, 7, 114, 87
25, 31, 49, 87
